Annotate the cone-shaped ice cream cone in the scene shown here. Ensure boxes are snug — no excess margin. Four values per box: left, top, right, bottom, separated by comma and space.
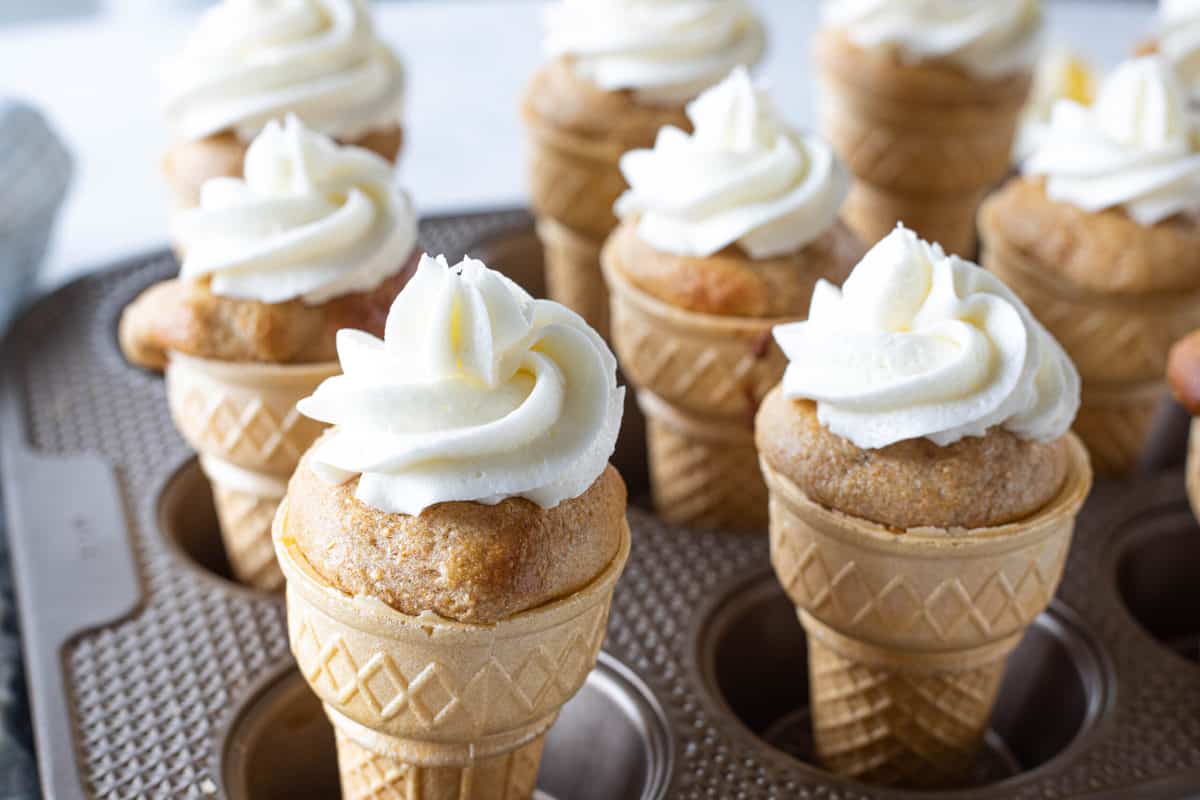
981, 194, 1200, 475
521, 63, 690, 340
522, 113, 644, 341
537, 217, 610, 340
603, 256, 790, 531
1072, 381, 1166, 476
816, 30, 1030, 255
275, 500, 631, 800
762, 433, 1091, 787
166, 353, 337, 590
334, 723, 544, 800
841, 181, 985, 258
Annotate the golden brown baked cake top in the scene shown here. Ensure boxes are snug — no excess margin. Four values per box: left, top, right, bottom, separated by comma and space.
981, 176, 1200, 294
283, 452, 628, 624
522, 58, 690, 152
1169, 329, 1200, 415
756, 387, 1070, 531
816, 29, 1032, 111
162, 126, 404, 211
604, 217, 864, 318
118, 256, 415, 369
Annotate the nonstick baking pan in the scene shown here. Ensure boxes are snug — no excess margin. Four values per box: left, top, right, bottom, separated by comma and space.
2, 210, 1199, 799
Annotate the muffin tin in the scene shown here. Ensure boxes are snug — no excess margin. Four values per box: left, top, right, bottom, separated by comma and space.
2, 209, 1200, 799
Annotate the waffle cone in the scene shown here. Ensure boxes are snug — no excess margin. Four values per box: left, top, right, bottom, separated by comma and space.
982, 212, 1200, 475
842, 180, 984, 256
536, 217, 609, 340
200, 457, 288, 590
762, 434, 1091, 788
275, 500, 631, 799
602, 251, 792, 530
1072, 381, 1166, 477
333, 714, 544, 800
816, 30, 1026, 252
639, 391, 767, 530
523, 114, 627, 241
165, 353, 337, 588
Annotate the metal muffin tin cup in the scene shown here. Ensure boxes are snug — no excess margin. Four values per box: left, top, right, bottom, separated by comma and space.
2, 210, 1200, 799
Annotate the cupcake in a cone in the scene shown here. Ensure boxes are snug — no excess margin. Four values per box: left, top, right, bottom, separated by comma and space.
817, 0, 1043, 255
758, 226, 1091, 788
981, 56, 1200, 476
1168, 330, 1200, 520
120, 116, 419, 590
522, 0, 764, 338
161, 0, 405, 211
601, 67, 863, 531
276, 254, 629, 799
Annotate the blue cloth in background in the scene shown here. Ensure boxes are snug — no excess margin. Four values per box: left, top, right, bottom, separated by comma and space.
0, 100, 72, 334
0, 99, 73, 799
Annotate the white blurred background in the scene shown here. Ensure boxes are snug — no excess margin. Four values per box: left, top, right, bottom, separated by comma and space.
0, 1, 1160, 290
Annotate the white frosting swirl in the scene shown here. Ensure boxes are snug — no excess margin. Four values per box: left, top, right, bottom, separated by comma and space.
174, 116, 417, 305
297, 254, 625, 516
1014, 47, 1096, 163
1160, 0, 1200, 104
822, 0, 1044, 79
1024, 56, 1200, 226
162, 0, 405, 142
615, 68, 849, 259
543, 0, 765, 105
774, 226, 1079, 450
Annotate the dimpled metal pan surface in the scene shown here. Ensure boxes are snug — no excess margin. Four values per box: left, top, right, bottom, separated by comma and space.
2, 210, 1200, 800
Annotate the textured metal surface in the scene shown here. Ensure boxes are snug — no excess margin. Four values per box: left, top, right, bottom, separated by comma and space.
1, 209, 1199, 799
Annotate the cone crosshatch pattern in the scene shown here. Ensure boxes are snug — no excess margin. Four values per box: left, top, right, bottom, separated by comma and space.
335, 727, 543, 800
806, 632, 1006, 788
604, 256, 792, 530
524, 115, 628, 338
166, 359, 331, 476
761, 434, 1091, 788
289, 596, 612, 739
277, 499, 631, 796
818, 89, 1018, 195
538, 217, 610, 338
984, 235, 1200, 474
643, 409, 767, 530
1071, 384, 1165, 476
767, 501, 1072, 650
525, 120, 626, 240
209, 482, 285, 590
816, 31, 1027, 256
165, 354, 337, 589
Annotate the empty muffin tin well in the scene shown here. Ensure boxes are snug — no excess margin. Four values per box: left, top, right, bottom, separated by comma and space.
1114, 507, 1200, 665
697, 572, 1106, 789
222, 654, 672, 800
3, 210, 1200, 799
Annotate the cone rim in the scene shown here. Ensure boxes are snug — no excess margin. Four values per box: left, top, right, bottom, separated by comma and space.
600, 238, 800, 334
167, 350, 340, 386
274, 496, 632, 642
762, 432, 1092, 555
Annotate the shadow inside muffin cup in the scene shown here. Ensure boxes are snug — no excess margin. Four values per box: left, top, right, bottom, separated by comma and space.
1116, 507, 1200, 666
695, 571, 1107, 791
157, 457, 240, 587
220, 653, 673, 800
